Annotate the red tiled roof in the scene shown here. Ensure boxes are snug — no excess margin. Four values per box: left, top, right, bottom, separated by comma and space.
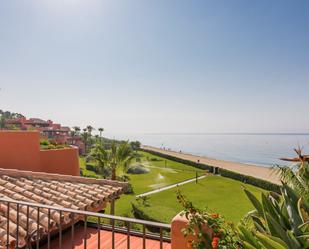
0, 168, 127, 248
26, 118, 48, 124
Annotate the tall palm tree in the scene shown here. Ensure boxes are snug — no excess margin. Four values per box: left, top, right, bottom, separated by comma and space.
69, 129, 76, 140
81, 128, 89, 153
87, 140, 133, 215
98, 127, 104, 145
88, 140, 133, 180
86, 125, 95, 135
98, 127, 104, 136
86, 126, 95, 149
73, 126, 81, 135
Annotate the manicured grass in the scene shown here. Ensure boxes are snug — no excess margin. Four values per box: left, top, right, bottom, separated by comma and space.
113, 152, 205, 217
80, 152, 264, 224
133, 175, 264, 224
79, 157, 98, 178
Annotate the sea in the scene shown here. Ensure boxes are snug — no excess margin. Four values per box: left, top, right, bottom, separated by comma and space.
105, 133, 309, 167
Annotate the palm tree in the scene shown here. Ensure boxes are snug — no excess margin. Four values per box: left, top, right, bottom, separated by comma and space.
275, 146, 309, 203
0, 115, 5, 129
86, 125, 95, 135
73, 126, 81, 135
88, 140, 133, 180
81, 128, 89, 153
98, 127, 104, 137
280, 146, 309, 173
87, 140, 133, 215
98, 127, 104, 145
87, 144, 108, 175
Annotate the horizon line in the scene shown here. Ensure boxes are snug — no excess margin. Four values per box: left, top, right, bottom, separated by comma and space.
142, 132, 309, 136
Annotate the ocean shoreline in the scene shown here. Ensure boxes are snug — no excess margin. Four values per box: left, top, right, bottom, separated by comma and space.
142, 145, 281, 185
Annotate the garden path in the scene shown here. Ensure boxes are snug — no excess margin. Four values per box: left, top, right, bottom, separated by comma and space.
136, 175, 207, 198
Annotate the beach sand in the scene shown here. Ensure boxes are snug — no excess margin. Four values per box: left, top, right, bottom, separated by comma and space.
142, 145, 281, 185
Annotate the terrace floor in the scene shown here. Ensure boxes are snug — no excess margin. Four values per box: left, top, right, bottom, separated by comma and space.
42, 226, 171, 249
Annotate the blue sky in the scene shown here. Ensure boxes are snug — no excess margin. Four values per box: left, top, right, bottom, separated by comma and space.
0, 0, 308, 133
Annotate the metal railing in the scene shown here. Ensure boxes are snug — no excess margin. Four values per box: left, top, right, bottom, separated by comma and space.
0, 198, 171, 249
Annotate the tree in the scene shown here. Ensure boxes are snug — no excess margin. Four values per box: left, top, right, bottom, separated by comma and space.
87, 140, 133, 180
98, 127, 104, 137
86, 144, 108, 176
81, 128, 89, 153
98, 127, 104, 144
276, 147, 309, 204
86, 125, 95, 135
87, 140, 133, 215
130, 141, 141, 151
0, 115, 5, 129
73, 126, 81, 135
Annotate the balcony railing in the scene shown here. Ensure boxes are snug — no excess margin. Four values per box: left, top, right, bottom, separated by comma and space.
0, 198, 171, 249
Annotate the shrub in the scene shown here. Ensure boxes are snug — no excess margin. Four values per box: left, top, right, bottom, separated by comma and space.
220, 169, 280, 193
117, 175, 134, 194
140, 148, 213, 171
239, 184, 309, 248
40, 139, 50, 146
127, 165, 150, 174
131, 203, 166, 233
85, 164, 99, 173
177, 190, 240, 249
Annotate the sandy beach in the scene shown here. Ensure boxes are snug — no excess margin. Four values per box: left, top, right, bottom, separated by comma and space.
142, 145, 281, 185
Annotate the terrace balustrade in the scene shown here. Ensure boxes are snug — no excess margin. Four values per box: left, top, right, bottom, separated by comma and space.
0, 198, 171, 249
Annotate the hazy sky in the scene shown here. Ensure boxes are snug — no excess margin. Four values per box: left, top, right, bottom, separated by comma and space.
0, 0, 308, 134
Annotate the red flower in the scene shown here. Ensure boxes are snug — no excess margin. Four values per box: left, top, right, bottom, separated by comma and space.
211, 213, 219, 219
212, 237, 220, 249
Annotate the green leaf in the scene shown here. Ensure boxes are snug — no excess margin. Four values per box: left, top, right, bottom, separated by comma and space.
286, 230, 302, 249
262, 193, 286, 228
256, 232, 288, 249
252, 215, 266, 231
268, 235, 290, 249
242, 241, 261, 249
298, 221, 309, 233
254, 221, 266, 233
244, 189, 264, 217
265, 213, 292, 246
298, 198, 309, 224
238, 224, 260, 248
282, 192, 303, 234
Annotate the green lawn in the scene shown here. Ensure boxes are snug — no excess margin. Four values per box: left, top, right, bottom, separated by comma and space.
80, 151, 264, 224
79, 157, 98, 178
133, 175, 263, 224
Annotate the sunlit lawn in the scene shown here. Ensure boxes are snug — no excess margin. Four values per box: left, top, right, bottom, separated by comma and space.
80, 152, 264, 224
134, 175, 264, 224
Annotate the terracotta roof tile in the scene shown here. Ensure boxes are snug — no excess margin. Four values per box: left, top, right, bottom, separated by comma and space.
0, 168, 127, 248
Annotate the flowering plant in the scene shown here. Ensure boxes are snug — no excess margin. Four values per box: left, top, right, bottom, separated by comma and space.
176, 190, 241, 249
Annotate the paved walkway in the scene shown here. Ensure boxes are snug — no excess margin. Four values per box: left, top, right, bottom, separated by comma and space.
136, 175, 207, 198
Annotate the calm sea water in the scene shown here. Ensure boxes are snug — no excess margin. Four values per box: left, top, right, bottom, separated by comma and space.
105, 133, 309, 167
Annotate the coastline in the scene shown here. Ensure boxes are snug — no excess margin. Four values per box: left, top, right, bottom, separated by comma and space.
142, 145, 281, 185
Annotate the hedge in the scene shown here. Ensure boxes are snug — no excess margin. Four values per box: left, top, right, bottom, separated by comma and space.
140, 148, 280, 193
220, 168, 280, 193
140, 149, 214, 172
131, 203, 170, 233
85, 164, 99, 173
